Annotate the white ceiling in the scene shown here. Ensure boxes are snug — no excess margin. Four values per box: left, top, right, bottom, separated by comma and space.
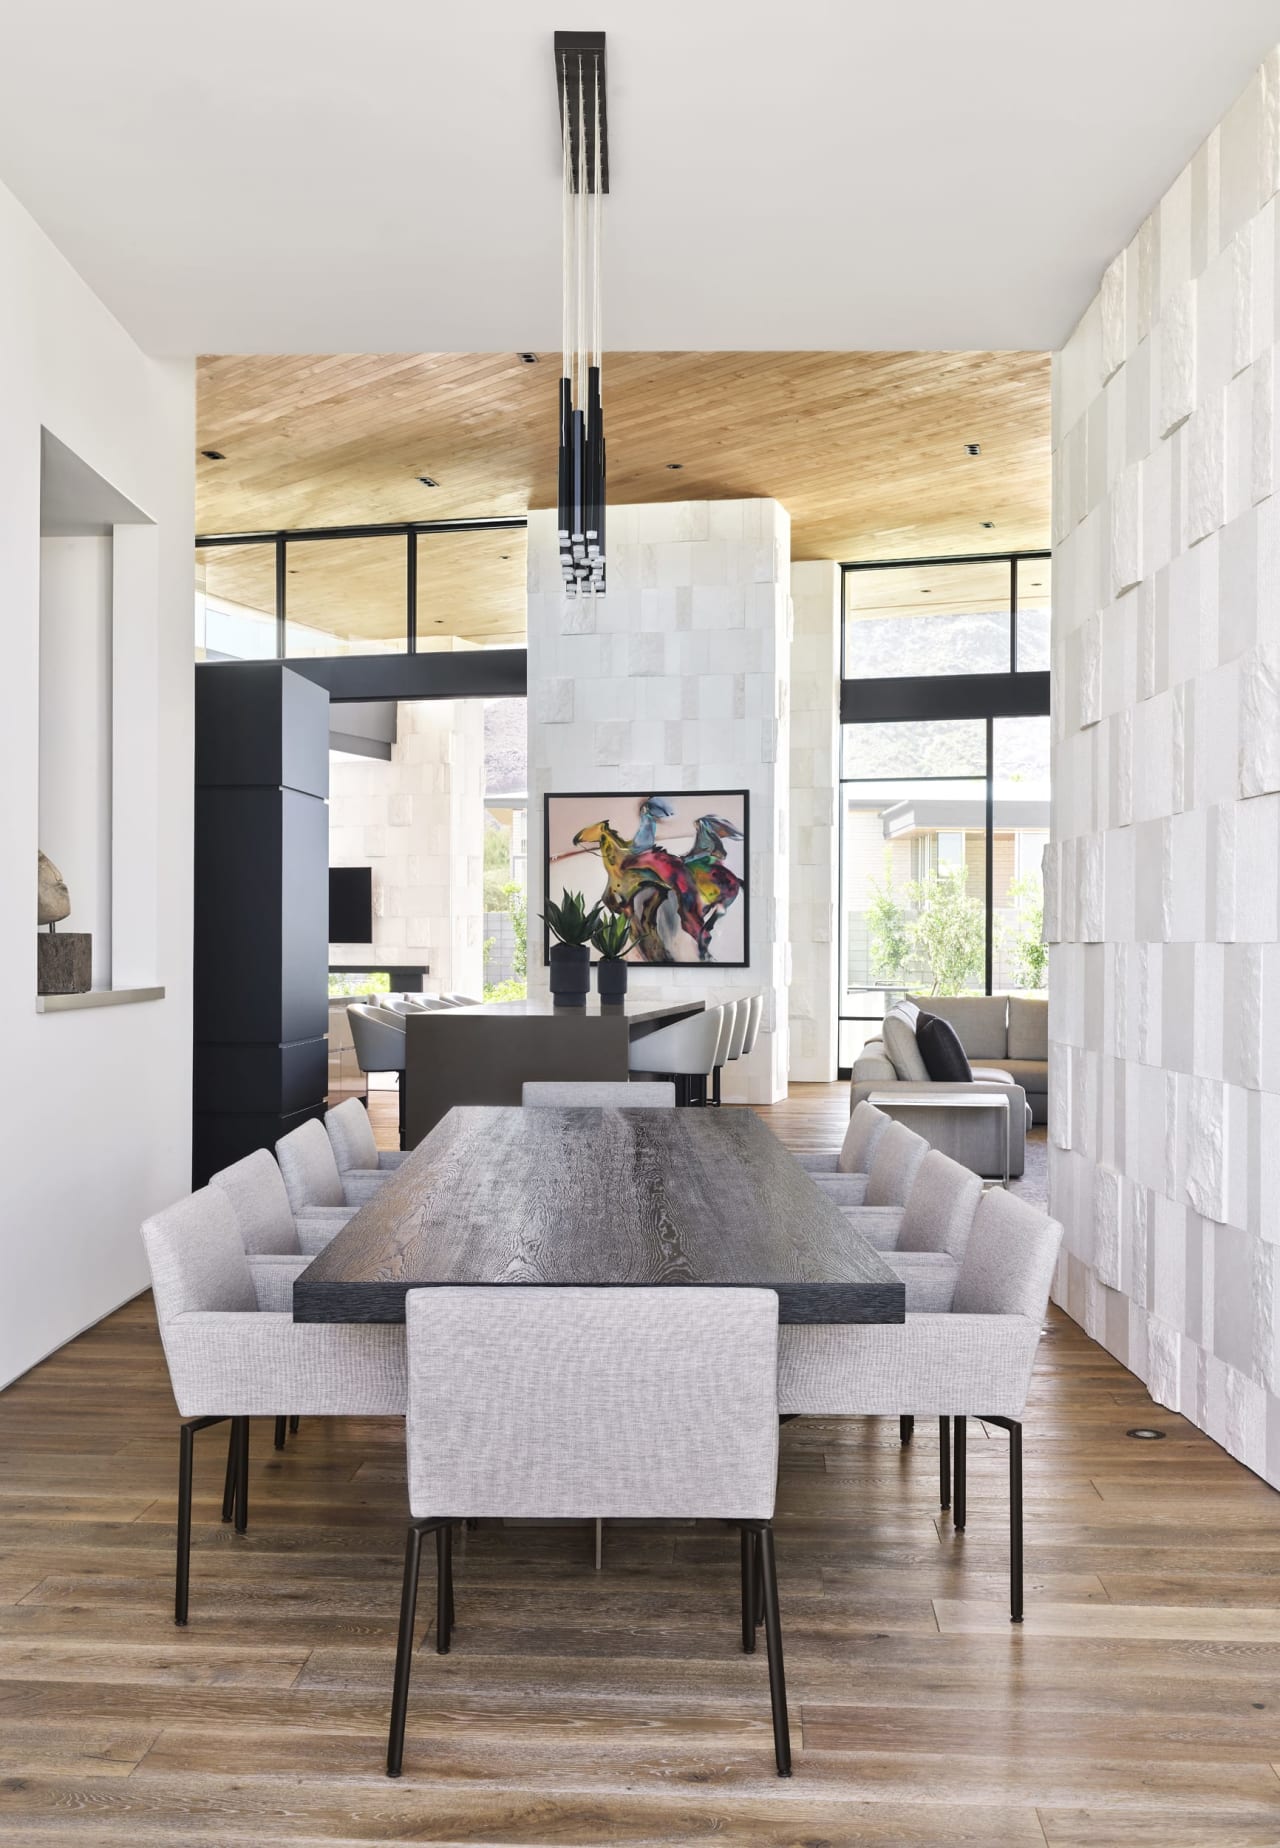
1, 1, 1277, 356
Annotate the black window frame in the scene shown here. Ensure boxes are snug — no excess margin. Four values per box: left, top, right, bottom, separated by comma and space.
837, 551, 1051, 1077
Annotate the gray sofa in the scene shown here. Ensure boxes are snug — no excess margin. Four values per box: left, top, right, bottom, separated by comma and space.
850, 995, 1048, 1182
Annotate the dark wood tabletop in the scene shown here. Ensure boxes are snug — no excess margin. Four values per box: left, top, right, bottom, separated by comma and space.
292, 1106, 905, 1327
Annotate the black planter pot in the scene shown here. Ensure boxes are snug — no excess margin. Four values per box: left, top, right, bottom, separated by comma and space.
596, 957, 629, 1001
549, 941, 591, 1006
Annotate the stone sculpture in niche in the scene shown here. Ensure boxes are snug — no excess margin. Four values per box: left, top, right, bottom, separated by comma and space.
36, 850, 91, 995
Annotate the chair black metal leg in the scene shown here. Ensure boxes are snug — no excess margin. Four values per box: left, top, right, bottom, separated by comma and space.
387, 1522, 425, 1777
899, 1414, 914, 1446
176, 1416, 225, 1627
739, 1527, 756, 1652
289, 1415, 300, 1435
233, 1417, 249, 1534
221, 1424, 237, 1523
939, 1416, 951, 1510
176, 1424, 195, 1626
953, 1416, 967, 1531
436, 1523, 453, 1654
712, 1066, 722, 1107
754, 1530, 765, 1630
1008, 1421, 1023, 1622
757, 1526, 792, 1777
274, 1416, 287, 1451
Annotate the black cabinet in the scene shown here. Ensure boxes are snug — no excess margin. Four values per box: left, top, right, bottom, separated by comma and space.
193, 663, 331, 1186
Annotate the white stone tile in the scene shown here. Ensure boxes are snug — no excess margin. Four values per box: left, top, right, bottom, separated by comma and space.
1238, 644, 1280, 795
1234, 791, 1280, 940
1101, 251, 1128, 380
1220, 69, 1263, 244
1108, 462, 1144, 595
1186, 1074, 1229, 1221
1186, 388, 1227, 545
1159, 280, 1197, 435
1191, 126, 1222, 273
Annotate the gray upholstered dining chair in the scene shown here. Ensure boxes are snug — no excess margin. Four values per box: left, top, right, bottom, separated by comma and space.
628, 1006, 727, 1106
210, 1147, 355, 1256
385, 1285, 790, 1778
778, 1187, 1063, 1622
325, 1097, 411, 1186
521, 1081, 676, 1107
709, 999, 739, 1106
795, 1099, 890, 1176
841, 1149, 985, 1321
812, 1117, 928, 1209
276, 1118, 386, 1216
142, 1186, 406, 1624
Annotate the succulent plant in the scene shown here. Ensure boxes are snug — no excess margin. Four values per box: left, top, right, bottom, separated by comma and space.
543, 890, 604, 947
591, 912, 633, 960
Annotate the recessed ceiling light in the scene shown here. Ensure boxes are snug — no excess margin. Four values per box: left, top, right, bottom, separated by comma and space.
418, 476, 440, 488
980, 520, 995, 529
517, 352, 539, 364
200, 448, 225, 461
965, 442, 981, 456
666, 462, 683, 471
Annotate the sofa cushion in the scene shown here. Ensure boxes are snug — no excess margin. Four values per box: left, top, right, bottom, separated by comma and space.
1008, 996, 1048, 1061
882, 1005, 930, 1082
977, 1056, 1047, 1095
916, 1012, 973, 1083
909, 994, 1008, 1060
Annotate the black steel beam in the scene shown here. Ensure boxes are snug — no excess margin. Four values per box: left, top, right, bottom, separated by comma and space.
286, 648, 527, 705
841, 671, 1050, 725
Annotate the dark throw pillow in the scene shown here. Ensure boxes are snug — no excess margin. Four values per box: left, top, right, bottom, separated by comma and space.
915, 1010, 973, 1083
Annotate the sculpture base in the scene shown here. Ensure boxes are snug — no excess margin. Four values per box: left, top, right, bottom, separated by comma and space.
37, 932, 92, 996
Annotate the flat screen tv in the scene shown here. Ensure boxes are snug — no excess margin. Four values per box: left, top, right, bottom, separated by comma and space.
329, 866, 372, 943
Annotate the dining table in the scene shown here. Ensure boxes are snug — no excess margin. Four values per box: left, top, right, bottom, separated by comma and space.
291, 1104, 906, 1326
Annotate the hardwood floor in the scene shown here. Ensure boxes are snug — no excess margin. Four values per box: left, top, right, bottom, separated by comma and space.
0, 1085, 1277, 1844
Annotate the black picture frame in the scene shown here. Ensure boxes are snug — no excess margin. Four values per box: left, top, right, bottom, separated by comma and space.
542, 788, 751, 968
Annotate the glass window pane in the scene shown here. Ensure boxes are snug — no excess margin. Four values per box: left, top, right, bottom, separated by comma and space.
285, 536, 408, 657
993, 715, 1050, 993
841, 770, 988, 1008
195, 543, 276, 660
418, 529, 527, 648
1015, 559, 1051, 670
842, 718, 987, 780
844, 560, 1012, 678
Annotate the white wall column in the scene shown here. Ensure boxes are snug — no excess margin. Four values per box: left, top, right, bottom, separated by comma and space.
526, 499, 791, 1102
788, 560, 840, 1080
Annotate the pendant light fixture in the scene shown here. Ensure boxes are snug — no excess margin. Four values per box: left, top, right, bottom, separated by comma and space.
555, 31, 608, 599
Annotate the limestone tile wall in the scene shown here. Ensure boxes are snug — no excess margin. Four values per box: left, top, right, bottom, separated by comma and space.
526, 500, 792, 1102
788, 561, 840, 1080
1049, 47, 1280, 1485
329, 698, 485, 998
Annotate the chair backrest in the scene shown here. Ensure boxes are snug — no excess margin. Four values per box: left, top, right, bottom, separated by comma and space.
896, 1150, 983, 1259
277, 1118, 346, 1212
711, 1002, 736, 1069
837, 1099, 890, 1175
726, 999, 751, 1061
863, 1118, 929, 1207
325, 1097, 380, 1173
404, 1286, 780, 1521
740, 993, 764, 1057
348, 1002, 407, 1075
142, 1187, 257, 1326
383, 996, 428, 1014
209, 1148, 300, 1255
521, 1081, 676, 1107
628, 1006, 725, 1078
953, 1188, 1064, 1319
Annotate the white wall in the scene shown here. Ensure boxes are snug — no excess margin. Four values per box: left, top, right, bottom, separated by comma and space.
0, 179, 193, 1386
1048, 47, 1280, 1484
526, 500, 792, 1102
788, 561, 841, 1080
329, 699, 485, 998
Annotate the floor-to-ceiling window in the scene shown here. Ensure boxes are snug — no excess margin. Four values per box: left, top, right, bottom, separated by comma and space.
838, 552, 1050, 1072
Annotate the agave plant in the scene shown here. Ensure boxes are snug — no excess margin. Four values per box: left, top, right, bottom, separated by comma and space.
543, 890, 604, 947
591, 912, 633, 961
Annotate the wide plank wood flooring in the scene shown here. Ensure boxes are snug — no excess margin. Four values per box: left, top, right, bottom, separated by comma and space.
0, 1085, 1276, 1844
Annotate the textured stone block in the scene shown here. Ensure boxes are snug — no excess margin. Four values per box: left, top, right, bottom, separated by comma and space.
1078, 834, 1105, 942
1238, 645, 1280, 795
1094, 1166, 1123, 1288
1185, 1075, 1228, 1221
1101, 252, 1128, 381
1159, 281, 1197, 436
1108, 462, 1144, 596
1186, 389, 1226, 546
1191, 126, 1222, 275
1234, 791, 1280, 941
1220, 72, 1263, 244
1146, 1312, 1183, 1411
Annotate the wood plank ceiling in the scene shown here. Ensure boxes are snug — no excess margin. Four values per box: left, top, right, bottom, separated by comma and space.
196, 351, 1050, 646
